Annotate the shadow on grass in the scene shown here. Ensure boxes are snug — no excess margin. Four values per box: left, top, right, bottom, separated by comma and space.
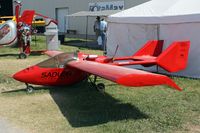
0, 50, 45, 58
0, 53, 19, 57
50, 82, 148, 127
2, 81, 148, 127
62, 40, 102, 50
30, 50, 46, 56
65, 40, 87, 44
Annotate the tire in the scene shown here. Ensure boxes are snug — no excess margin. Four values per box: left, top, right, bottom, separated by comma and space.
19, 53, 27, 59
97, 83, 105, 93
27, 86, 34, 93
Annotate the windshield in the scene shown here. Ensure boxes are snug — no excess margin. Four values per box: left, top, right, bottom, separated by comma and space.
37, 52, 78, 68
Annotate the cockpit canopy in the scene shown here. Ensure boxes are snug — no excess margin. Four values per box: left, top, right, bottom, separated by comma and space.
0, 24, 10, 40
37, 52, 78, 68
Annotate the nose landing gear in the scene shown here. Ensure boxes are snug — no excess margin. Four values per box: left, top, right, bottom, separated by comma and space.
25, 83, 34, 93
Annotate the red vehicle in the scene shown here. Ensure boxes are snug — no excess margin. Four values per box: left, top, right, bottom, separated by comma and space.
0, 1, 56, 59
13, 40, 190, 93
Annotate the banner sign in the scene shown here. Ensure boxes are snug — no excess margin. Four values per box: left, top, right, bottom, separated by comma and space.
89, 1, 124, 12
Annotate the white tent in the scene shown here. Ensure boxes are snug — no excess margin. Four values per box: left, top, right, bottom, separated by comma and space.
107, 0, 200, 78
67, 10, 119, 46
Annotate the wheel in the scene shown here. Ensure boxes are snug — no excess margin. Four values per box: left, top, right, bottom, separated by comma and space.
97, 83, 105, 93
19, 53, 27, 59
26, 85, 34, 93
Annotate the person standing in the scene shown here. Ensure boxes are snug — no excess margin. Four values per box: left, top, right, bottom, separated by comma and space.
93, 16, 100, 39
21, 24, 31, 55
100, 17, 107, 50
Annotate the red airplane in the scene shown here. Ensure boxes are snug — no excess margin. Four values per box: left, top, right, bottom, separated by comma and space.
12, 40, 190, 93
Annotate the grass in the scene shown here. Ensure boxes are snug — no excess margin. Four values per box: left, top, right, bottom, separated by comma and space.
0, 36, 199, 133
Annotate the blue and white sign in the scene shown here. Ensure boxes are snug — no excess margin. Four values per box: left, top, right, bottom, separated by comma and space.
89, 1, 124, 12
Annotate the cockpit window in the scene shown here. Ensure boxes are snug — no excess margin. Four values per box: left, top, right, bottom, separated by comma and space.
37, 52, 78, 68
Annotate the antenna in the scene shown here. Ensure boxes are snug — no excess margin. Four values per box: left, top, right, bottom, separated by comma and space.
111, 44, 119, 60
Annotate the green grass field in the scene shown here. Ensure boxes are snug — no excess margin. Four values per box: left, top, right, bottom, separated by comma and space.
0, 36, 199, 133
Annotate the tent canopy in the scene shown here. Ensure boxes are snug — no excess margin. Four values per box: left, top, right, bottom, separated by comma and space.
108, 0, 200, 24
107, 0, 200, 78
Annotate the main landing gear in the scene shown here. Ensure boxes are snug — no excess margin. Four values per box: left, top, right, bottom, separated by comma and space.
89, 76, 105, 94
25, 83, 34, 93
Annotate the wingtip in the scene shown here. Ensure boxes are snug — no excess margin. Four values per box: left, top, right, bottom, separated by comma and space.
165, 78, 182, 91
116, 72, 183, 91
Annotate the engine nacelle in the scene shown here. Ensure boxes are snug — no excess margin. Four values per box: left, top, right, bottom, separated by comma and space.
0, 20, 17, 46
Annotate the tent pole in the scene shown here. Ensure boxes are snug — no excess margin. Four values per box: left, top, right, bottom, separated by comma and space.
157, 25, 160, 40
156, 24, 160, 72
85, 16, 88, 47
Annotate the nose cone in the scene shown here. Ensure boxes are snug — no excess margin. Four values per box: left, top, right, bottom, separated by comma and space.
13, 70, 26, 82
12, 66, 41, 85
12, 66, 34, 83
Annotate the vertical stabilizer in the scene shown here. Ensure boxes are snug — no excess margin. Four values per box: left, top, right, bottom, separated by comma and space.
157, 41, 190, 72
133, 40, 164, 57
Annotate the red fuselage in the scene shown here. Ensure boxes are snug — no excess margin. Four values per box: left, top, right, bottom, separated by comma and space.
13, 65, 88, 86
13, 52, 89, 86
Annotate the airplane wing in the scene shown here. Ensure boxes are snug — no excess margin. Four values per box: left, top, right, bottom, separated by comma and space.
44, 50, 63, 57
67, 60, 182, 91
